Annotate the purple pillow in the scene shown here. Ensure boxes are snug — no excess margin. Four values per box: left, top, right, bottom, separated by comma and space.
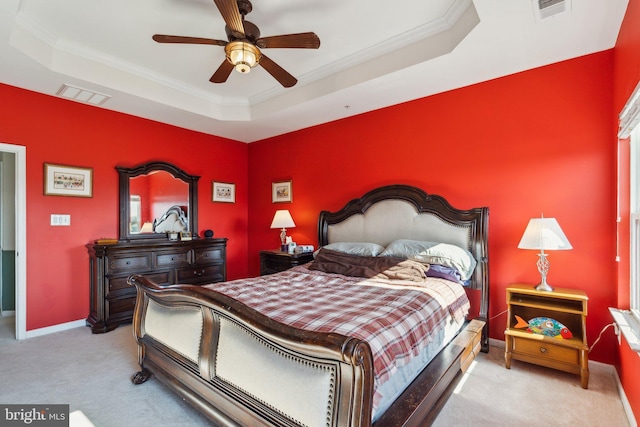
425, 264, 468, 285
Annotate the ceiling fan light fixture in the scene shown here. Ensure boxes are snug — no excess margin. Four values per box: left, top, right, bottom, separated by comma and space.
225, 41, 261, 74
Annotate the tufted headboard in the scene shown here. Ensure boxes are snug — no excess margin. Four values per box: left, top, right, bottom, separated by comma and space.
317, 184, 489, 347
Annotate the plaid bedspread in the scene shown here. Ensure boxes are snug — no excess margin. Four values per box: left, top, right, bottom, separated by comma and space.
204, 264, 470, 410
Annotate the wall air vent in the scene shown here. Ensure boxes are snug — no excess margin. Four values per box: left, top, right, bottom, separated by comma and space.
533, 0, 571, 21
56, 84, 111, 106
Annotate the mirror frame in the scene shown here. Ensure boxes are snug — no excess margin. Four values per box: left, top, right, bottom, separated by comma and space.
117, 161, 199, 241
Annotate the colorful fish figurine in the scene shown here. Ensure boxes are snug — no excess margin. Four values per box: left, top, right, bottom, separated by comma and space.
514, 315, 573, 339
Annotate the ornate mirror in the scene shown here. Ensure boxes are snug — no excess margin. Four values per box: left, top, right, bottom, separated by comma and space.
117, 161, 199, 241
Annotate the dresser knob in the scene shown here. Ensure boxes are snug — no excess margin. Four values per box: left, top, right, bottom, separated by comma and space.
540, 347, 547, 354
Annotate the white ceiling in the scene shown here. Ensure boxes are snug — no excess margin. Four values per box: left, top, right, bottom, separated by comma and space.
0, 0, 629, 143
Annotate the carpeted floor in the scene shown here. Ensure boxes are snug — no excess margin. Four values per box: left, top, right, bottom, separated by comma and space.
431, 341, 630, 426
0, 316, 631, 426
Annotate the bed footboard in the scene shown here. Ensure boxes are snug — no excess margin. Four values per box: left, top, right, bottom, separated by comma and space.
129, 274, 374, 427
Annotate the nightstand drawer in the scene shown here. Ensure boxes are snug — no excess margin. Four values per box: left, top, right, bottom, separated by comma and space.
511, 336, 579, 365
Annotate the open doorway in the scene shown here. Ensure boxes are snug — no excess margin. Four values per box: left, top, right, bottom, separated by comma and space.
0, 143, 26, 339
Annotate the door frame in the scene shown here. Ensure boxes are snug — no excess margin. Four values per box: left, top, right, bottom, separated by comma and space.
0, 143, 27, 339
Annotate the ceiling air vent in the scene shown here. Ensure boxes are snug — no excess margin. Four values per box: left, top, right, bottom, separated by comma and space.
533, 0, 571, 21
56, 84, 111, 106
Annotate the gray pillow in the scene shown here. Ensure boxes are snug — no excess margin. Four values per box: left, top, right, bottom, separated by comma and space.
314, 242, 385, 257
380, 239, 476, 280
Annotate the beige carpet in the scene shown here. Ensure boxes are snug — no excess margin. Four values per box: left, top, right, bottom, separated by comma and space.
0, 316, 631, 426
432, 341, 630, 427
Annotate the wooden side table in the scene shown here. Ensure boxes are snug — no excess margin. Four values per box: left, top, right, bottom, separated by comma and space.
504, 283, 589, 388
259, 249, 314, 276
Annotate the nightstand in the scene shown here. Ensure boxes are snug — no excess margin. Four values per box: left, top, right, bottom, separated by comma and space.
504, 283, 589, 388
259, 249, 314, 276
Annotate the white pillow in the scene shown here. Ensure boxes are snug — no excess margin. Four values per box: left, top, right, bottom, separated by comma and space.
380, 239, 477, 280
314, 242, 386, 257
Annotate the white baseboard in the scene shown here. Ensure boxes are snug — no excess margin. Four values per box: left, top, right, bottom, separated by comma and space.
24, 319, 86, 339
1, 310, 15, 317
489, 338, 637, 427
615, 368, 638, 427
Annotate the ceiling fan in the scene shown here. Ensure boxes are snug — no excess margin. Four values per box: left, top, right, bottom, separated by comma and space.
152, 0, 320, 88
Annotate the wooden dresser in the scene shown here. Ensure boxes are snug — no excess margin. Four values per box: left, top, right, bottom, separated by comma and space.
86, 238, 227, 333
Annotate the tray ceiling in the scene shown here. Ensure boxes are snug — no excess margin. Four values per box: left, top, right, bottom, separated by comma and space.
0, 0, 629, 142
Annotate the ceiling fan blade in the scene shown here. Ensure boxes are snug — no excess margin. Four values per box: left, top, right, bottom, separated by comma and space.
153, 35, 227, 46
213, 0, 245, 37
210, 60, 235, 83
259, 54, 297, 88
256, 32, 320, 49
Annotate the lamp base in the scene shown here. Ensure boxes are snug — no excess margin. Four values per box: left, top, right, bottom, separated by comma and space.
535, 282, 554, 292
534, 252, 554, 291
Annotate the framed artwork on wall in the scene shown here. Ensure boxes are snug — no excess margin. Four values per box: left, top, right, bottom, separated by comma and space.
272, 180, 292, 203
44, 163, 93, 197
212, 181, 235, 203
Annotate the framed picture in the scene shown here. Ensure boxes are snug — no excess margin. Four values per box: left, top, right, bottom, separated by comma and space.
272, 180, 292, 203
212, 181, 235, 203
180, 231, 193, 241
44, 163, 93, 197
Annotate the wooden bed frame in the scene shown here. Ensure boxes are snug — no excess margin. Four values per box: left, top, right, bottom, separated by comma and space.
129, 185, 489, 426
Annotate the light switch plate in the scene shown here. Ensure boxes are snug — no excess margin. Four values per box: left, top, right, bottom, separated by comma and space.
51, 214, 71, 226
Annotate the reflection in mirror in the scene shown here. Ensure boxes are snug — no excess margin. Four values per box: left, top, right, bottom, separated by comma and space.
129, 171, 189, 235
130, 195, 142, 233
117, 161, 199, 242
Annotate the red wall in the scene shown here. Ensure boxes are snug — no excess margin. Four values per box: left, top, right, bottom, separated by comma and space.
614, 0, 640, 421
248, 51, 619, 366
0, 83, 249, 330
1, 9, 637, 418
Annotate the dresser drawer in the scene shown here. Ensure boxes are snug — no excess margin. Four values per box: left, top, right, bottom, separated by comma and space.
155, 250, 190, 268
176, 264, 224, 284
192, 247, 225, 265
511, 336, 579, 366
107, 295, 137, 321
107, 271, 172, 295
108, 255, 150, 272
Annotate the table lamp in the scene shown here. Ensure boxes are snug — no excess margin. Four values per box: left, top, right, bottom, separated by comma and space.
270, 210, 296, 251
139, 222, 154, 233
517, 215, 572, 292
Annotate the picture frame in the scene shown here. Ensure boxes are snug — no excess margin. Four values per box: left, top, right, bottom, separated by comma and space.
212, 181, 235, 203
180, 231, 193, 241
44, 163, 93, 197
272, 180, 292, 203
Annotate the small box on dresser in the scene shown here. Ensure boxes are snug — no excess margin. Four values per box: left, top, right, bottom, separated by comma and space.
259, 249, 314, 275
87, 238, 227, 333
504, 283, 589, 388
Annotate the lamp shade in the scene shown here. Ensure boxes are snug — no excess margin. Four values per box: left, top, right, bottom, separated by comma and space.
517, 217, 572, 251
270, 210, 296, 229
140, 222, 154, 233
